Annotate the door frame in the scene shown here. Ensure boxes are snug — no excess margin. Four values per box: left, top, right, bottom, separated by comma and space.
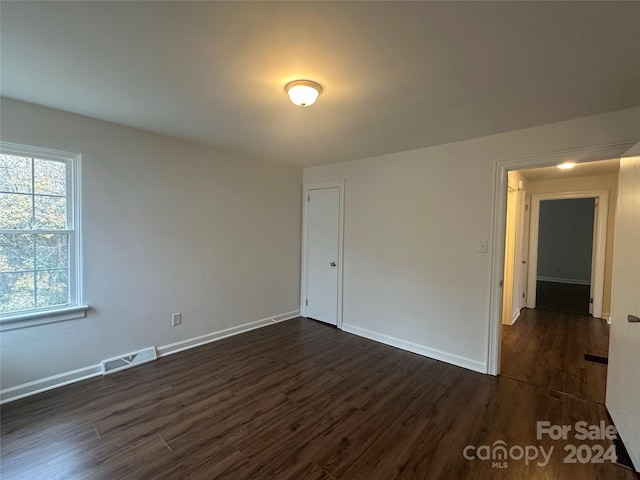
526, 190, 608, 318
502, 187, 518, 325
487, 142, 635, 376
301, 180, 346, 328
519, 192, 531, 311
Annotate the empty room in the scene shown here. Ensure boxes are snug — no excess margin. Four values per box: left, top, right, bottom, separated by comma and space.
1, 2, 639, 479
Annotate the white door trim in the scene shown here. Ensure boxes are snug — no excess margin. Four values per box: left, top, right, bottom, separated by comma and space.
526, 190, 608, 319
487, 141, 635, 376
301, 180, 345, 329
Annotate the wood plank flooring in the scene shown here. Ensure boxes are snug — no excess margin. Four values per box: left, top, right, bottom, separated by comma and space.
1, 318, 635, 479
501, 308, 609, 404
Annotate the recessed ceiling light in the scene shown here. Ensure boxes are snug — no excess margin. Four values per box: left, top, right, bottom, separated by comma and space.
285, 80, 322, 107
557, 162, 576, 170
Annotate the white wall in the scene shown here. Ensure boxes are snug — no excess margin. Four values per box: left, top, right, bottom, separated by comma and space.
0, 98, 302, 397
606, 149, 640, 470
304, 107, 640, 373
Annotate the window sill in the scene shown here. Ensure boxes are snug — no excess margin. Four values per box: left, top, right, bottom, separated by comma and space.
0, 305, 90, 332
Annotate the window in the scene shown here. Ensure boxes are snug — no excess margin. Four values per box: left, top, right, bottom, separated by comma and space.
0, 142, 85, 326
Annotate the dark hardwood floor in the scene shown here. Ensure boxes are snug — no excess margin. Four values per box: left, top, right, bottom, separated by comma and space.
501, 308, 609, 404
1, 318, 635, 479
536, 281, 591, 315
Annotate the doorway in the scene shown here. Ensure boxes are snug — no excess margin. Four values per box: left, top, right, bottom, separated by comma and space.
526, 190, 608, 319
301, 180, 345, 327
495, 157, 619, 404
535, 197, 595, 315
487, 146, 631, 377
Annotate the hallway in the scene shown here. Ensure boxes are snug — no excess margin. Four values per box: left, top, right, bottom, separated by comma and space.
501, 308, 609, 404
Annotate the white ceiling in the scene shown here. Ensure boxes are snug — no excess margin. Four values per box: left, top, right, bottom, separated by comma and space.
518, 158, 620, 182
1, 1, 639, 167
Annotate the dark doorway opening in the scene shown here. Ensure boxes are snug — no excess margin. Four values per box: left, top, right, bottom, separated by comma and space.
535, 281, 590, 314
535, 197, 595, 315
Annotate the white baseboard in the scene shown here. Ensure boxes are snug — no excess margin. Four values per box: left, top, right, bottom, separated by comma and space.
502, 308, 521, 326
0, 365, 102, 404
0, 310, 299, 404
341, 323, 486, 374
156, 310, 299, 357
536, 276, 591, 286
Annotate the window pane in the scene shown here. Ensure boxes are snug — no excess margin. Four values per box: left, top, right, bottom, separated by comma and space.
0, 234, 34, 272
0, 154, 32, 194
34, 159, 66, 196
0, 144, 77, 316
35, 234, 68, 270
0, 272, 35, 314
36, 269, 68, 308
0, 193, 32, 229
34, 195, 67, 229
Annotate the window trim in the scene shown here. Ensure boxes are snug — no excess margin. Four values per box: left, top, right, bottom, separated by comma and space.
0, 142, 87, 327
0, 305, 89, 331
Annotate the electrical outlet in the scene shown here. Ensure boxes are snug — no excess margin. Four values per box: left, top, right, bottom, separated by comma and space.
172, 313, 182, 326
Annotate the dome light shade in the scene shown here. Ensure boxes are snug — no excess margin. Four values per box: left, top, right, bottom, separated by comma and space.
285, 80, 322, 107
557, 162, 576, 170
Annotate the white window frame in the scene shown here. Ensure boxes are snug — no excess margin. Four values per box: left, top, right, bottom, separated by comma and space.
0, 142, 88, 331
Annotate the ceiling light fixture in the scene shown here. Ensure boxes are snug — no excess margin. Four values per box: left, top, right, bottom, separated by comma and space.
557, 162, 576, 170
285, 80, 322, 107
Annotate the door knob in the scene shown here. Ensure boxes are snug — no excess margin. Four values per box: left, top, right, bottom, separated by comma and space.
628, 315, 639, 323
330, 262, 336, 267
